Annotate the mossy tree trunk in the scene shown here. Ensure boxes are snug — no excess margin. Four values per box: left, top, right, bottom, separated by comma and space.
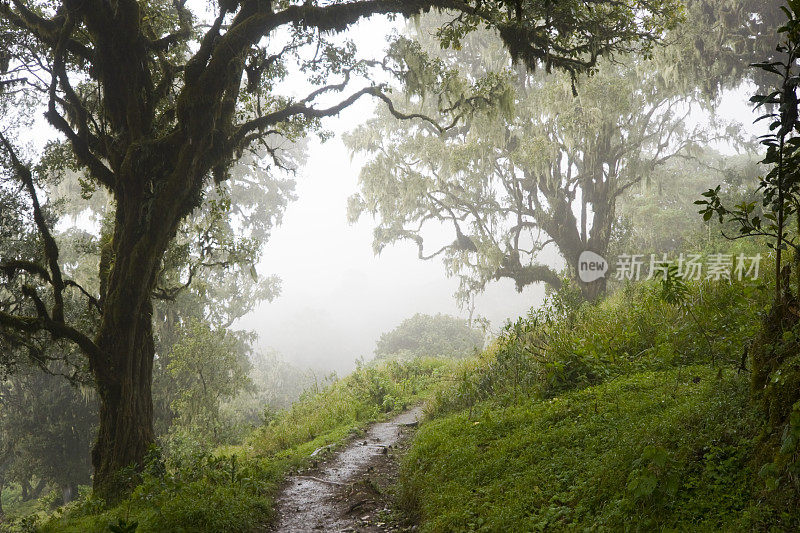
90, 176, 181, 497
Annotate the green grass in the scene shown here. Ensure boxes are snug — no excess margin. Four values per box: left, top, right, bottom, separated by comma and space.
396, 278, 797, 532
401, 367, 766, 532
30, 357, 453, 533
426, 279, 766, 417
16, 277, 795, 532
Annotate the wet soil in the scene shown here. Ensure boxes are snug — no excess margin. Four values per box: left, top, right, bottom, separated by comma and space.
269, 407, 423, 532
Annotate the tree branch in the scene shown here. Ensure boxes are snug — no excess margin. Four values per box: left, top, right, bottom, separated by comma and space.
0, 132, 66, 322
0, 311, 102, 361
494, 263, 563, 292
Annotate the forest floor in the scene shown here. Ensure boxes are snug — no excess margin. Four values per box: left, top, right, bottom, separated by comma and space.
267, 406, 423, 532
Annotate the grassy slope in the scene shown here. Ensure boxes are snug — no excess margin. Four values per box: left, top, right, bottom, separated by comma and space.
398, 280, 791, 532
402, 368, 759, 532
33, 358, 451, 533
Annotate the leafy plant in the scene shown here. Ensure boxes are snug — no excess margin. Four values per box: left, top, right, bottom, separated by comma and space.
696, 1, 800, 304
108, 519, 138, 533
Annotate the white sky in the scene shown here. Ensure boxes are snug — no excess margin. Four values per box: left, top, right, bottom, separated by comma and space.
234, 16, 555, 372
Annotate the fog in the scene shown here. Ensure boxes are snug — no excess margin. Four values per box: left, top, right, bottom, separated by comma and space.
234, 23, 763, 374
13, 19, 762, 376
233, 18, 558, 372
237, 98, 761, 373
10, 16, 764, 375
237, 109, 551, 372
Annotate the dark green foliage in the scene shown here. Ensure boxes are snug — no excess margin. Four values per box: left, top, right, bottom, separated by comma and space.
37, 451, 275, 533
751, 307, 800, 428
402, 368, 766, 532
108, 519, 137, 533
0, 366, 96, 517
374, 313, 484, 360
694, 5, 800, 509
398, 277, 796, 531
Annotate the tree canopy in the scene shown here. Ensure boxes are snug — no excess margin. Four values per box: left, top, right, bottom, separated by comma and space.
346, 4, 778, 301
347, 26, 715, 301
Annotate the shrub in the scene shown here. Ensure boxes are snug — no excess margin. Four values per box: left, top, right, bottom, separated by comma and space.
428, 278, 766, 416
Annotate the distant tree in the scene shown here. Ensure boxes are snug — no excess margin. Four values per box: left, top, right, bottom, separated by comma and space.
0, 181, 97, 507
348, 30, 718, 301
0, 430, 11, 516
163, 320, 253, 443
374, 313, 484, 360
227, 349, 315, 420
0, 0, 683, 497
348, 2, 780, 302
0, 366, 95, 505
611, 148, 762, 258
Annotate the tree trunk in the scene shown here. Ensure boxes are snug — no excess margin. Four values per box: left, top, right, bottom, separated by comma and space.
91, 300, 156, 501
566, 244, 609, 303
60, 481, 80, 505
29, 478, 46, 500
90, 190, 175, 501
579, 276, 607, 302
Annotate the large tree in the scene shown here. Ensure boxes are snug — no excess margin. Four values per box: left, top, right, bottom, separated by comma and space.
0, 0, 681, 498
346, 3, 779, 302
0, 161, 279, 508
348, 44, 714, 301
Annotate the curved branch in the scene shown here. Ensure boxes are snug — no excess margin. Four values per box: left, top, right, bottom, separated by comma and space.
0, 132, 65, 322
0, 0, 94, 61
230, 85, 455, 156
0, 260, 51, 283
0, 310, 102, 361
494, 263, 563, 292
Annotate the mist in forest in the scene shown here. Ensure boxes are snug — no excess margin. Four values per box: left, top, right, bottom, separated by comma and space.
3, 1, 797, 529
235, 81, 760, 374
236, 113, 551, 372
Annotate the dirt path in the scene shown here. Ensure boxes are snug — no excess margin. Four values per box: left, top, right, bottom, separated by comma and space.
270, 407, 423, 532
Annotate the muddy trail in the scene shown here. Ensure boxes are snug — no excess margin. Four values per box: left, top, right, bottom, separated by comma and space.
270, 407, 423, 532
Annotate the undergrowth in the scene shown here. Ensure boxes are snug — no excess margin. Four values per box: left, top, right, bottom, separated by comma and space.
402, 367, 777, 531
429, 279, 765, 416
399, 277, 799, 531
23, 357, 450, 533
